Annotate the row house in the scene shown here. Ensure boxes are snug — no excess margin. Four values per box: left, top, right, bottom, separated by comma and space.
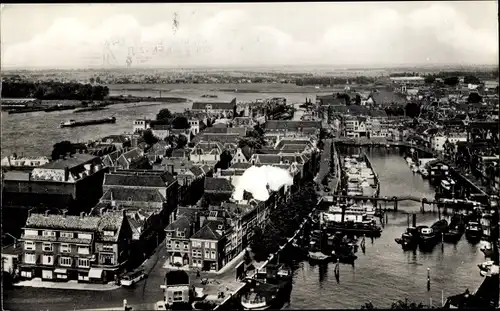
190, 141, 224, 165
232, 117, 256, 129
99, 135, 131, 150
430, 133, 468, 153
147, 141, 171, 164
19, 211, 132, 283
116, 148, 150, 170
101, 169, 178, 224
176, 165, 209, 206
264, 120, 322, 138
191, 98, 237, 118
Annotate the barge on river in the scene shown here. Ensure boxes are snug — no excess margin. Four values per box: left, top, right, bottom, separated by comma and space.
60, 117, 116, 128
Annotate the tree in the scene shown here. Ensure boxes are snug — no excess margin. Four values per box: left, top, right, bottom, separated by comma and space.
215, 150, 233, 170
467, 92, 482, 104
176, 135, 188, 149
443, 76, 459, 86
156, 108, 173, 121
463, 75, 481, 85
424, 75, 436, 84
405, 102, 420, 118
95, 76, 101, 84
89, 77, 95, 84
51, 141, 75, 160
355, 94, 361, 105
142, 129, 159, 145
171, 117, 190, 129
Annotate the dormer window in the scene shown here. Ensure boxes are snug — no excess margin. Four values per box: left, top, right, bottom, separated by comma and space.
104, 230, 115, 236
218, 225, 223, 230
177, 231, 185, 238
209, 211, 218, 218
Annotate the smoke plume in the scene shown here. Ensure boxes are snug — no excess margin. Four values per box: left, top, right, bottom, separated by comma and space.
232, 165, 294, 202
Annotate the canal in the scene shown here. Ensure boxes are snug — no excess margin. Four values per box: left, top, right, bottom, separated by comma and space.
284, 148, 486, 309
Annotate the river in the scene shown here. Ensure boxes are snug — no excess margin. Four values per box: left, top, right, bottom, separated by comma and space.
284, 148, 485, 309
1, 83, 327, 158
2, 86, 486, 310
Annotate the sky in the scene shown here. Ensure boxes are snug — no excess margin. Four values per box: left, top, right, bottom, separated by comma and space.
1, 2, 498, 69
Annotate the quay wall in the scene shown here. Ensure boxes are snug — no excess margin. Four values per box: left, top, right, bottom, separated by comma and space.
335, 139, 489, 204
363, 153, 380, 197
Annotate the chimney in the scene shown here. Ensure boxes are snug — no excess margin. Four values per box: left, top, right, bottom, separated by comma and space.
122, 209, 126, 218
80, 212, 85, 219
44, 210, 49, 217
194, 212, 200, 232
62, 210, 67, 218
64, 166, 70, 181
100, 207, 105, 216
170, 165, 175, 176
190, 222, 195, 236
412, 214, 417, 227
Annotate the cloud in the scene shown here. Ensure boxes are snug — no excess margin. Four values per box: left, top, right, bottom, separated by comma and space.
1, 4, 498, 68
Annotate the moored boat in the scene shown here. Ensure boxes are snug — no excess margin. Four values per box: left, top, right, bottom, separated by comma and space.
395, 226, 419, 250
465, 221, 483, 243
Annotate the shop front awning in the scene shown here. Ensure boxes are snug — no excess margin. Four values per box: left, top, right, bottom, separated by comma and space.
88, 268, 104, 279
54, 268, 67, 274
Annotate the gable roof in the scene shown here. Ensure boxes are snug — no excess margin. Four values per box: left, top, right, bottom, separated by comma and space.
25, 213, 100, 231
101, 188, 165, 203
165, 216, 191, 235
191, 223, 221, 240
204, 177, 233, 193
264, 120, 322, 131
41, 153, 98, 170
104, 171, 175, 187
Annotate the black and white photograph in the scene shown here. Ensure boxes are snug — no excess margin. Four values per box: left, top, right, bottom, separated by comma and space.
1, 2, 499, 310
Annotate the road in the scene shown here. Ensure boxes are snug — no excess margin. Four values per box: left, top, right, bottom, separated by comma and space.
4, 241, 169, 311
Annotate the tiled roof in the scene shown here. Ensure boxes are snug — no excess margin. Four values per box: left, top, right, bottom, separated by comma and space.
191, 223, 220, 240
204, 177, 234, 193
101, 135, 129, 144
41, 153, 98, 170
200, 134, 240, 144
104, 171, 175, 187
101, 188, 165, 203
256, 154, 281, 164
257, 148, 282, 155
177, 207, 203, 222
25, 213, 100, 231
190, 166, 205, 177
264, 120, 322, 130
3, 171, 31, 181
165, 216, 191, 236
171, 149, 190, 158
231, 162, 252, 170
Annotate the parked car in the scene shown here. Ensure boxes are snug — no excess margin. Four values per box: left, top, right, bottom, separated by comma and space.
121, 269, 147, 287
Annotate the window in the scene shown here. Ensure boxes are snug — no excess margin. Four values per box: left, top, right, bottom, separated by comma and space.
100, 254, 114, 265
166, 232, 172, 237
42, 243, 53, 252
102, 244, 113, 252
24, 253, 36, 264
43, 231, 55, 237
77, 233, 92, 240
177, 231, 185, 238
42, 255, 53, 265
78, 258, 90, 268
175, 241, 180, 248
60, 257, 72, 267
167, 240, 172, 247
104, 230, 114, 236
211, 251, 216, 260
78, 246, 90, 255
60, 244, 71, 253
204, 242, 210, 248
24, 241, 35, 251
60, 232, 74, 238
210, 242, 216, 249
205, 251, 210, 258
192, 241, 201, 248
183, 242, 189, 249
173, 291, 183, 302
24, 229, 38, 236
